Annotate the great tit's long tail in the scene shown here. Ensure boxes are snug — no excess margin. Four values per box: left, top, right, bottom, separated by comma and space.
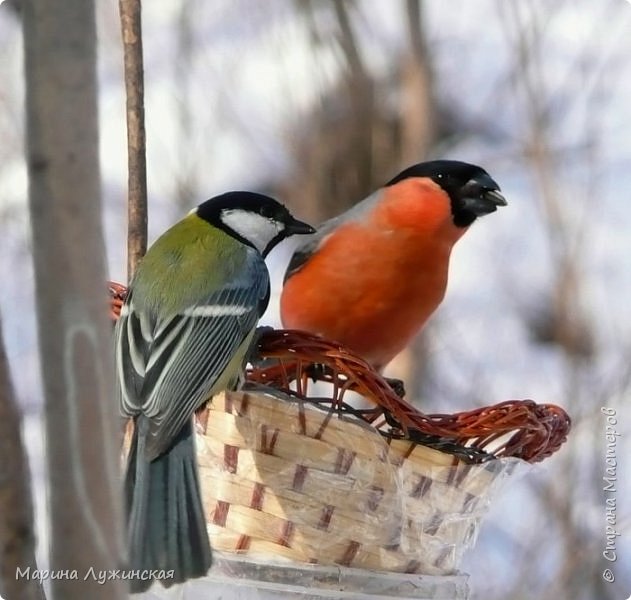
125, 417, 212, 593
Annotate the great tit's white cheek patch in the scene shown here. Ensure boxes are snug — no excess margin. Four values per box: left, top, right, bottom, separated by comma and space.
220, 209, 283, 254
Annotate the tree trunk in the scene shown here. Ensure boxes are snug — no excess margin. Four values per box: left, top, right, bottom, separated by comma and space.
22, 0, 125, 597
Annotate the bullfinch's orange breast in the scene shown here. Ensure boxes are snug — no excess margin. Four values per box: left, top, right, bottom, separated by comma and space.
280, 178, 466, 369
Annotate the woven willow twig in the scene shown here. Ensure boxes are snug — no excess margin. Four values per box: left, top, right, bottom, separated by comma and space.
108, 281, 127, 323
247, 329, 570, 463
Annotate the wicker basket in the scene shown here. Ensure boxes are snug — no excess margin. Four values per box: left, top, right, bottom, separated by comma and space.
196, 390, 518, 575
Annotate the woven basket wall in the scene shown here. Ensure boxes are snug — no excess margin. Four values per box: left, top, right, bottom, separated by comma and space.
196, 389, 518, 576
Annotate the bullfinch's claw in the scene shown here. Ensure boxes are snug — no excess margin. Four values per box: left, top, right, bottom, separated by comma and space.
384, 377, 406, 398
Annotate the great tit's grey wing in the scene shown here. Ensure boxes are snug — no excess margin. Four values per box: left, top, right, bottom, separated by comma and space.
118, 252, 270, 460
142, 288, 260, 458
283, 190, 381, 282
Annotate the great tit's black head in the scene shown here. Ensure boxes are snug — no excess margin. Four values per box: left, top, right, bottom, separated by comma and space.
386, 160, 507, 228
197, 191, 315, 257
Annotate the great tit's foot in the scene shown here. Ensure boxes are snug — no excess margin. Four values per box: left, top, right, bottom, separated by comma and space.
384, 377, 406, 398
383, 410, 403, 430
247, 326, 275, 365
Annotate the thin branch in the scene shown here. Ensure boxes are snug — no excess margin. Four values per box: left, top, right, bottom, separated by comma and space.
332, 0, 364, 76
119, 0, 148, 281
331, 0, 375, 200
174, 0, 197, 212
401, 0, 434, 162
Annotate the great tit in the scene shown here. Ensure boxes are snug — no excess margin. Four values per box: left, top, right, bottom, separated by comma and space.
280, 160, 507, 371
115, 191, 314, 591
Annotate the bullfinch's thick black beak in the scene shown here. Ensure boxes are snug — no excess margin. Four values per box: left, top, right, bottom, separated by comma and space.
482, 189, 508, 206
460, 174, 507, 216
465, 188, 507, 214
286, 217, 316, 236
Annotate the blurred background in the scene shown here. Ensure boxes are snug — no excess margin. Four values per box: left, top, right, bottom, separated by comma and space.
1, 1, 630, 598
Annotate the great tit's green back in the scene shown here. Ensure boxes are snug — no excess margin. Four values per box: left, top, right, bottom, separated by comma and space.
131, 213, 253, 318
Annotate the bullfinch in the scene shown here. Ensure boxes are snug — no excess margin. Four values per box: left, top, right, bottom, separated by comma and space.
280, 160, 506, 372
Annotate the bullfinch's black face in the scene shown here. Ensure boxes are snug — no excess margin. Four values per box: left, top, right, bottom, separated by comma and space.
386, 160, 507, 227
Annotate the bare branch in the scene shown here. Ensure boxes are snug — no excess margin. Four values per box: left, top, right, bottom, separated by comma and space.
119, 0, 148, 281
173, 0, 198, 211
400, 0, 434, 169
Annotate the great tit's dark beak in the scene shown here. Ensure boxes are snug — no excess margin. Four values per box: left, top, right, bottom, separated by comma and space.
286, 217, 316, 236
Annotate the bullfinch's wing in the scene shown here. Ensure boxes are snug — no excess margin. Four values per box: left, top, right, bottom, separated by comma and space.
283, 190, 380, 282
116, 251, 269, 459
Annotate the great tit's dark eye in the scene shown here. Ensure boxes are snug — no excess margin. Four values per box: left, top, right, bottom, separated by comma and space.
260, 205, 276, 219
